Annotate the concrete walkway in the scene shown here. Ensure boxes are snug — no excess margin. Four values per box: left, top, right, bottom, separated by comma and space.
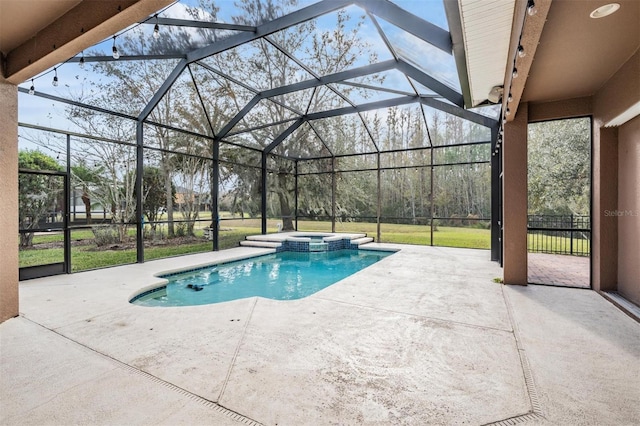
1, 245, 638, 425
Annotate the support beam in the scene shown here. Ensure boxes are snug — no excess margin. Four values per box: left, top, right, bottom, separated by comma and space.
3, 0, 174, 83
307, 96, 418, 120
187, 0, 353, 63
19, 87, 137, 121
216, 96, 262, 141
354, 0, 452, 54
419, 97, 497, 128
261, 153, 268, 234
264, 119, 304, 154
139, 59, 187, 121
502, 102, 528, 285
143, 18, 256, 32
260, 60, 397, 99
396, 60, 464, 107
135, 121, 144, 263
212, 140, 220, 250
490, 125, 501, 262
442, 0, 472, 108
66, 54, 186, 63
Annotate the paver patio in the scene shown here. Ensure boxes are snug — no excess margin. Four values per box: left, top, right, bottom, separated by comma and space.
528, 252, 590, 288
1, 245, 638, 425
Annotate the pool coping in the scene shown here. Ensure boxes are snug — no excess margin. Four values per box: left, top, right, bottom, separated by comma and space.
9, 244, 639, 425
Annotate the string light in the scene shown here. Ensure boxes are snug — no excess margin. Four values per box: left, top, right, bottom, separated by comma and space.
512, 68, 518, 78
52, 68, 59, 86
24, 2, 176, 93
507, 92, 513, 102
153, 15, 160, 40
527, 0, 537, 16
506, 107, 511, 116
517, 45, 525, 58
112, 36, 120, 59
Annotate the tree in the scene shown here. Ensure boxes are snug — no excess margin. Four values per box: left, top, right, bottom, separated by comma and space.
179, 0, 381, 230
71, 161, 103, 224
137, 166, 176, 238
528, 118, 590, 215
18, 151, 63, 247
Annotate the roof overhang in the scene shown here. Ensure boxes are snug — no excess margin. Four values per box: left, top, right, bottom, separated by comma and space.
445, 0, 516, 108
0, 0, 174, 84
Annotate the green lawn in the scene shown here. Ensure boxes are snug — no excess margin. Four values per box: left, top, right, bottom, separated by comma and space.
527, 233, 590, 255
302, 220, 491, 249
20, 219, 492, 272
21, 219, 590, 273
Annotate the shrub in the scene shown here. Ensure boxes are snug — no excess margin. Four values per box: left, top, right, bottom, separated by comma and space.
92, 226, 120, 246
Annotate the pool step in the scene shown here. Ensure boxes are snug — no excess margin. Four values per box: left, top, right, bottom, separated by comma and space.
350, 237, 374, 246
240, 241, 282, 249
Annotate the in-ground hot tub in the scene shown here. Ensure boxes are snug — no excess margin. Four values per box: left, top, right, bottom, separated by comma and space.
241, 231, 373, 252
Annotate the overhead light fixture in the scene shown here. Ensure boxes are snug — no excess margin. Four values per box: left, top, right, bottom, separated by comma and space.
517, 45, 525, 58
527, 0, 537, 16
112, 36, 120, 59
590, 3, 620, 18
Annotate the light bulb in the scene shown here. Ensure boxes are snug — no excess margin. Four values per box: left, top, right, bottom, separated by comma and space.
112, 37, 120, 59
506, 108, 511, 116
79, 55, 85, 69
29, 80, 35, 95
527, 0, 537, 16
517, 45, 525, 58
153, 23, 160, 39
508, 92, 513, 102
52, 69, 59, 87
512, 68, 518, 79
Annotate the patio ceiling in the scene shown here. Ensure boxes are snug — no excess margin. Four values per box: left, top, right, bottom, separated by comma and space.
14, 0, 498, 161
450, 0, 640, 124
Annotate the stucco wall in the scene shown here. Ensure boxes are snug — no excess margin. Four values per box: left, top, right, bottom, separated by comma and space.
592, 123, 618, 292
0, 80, 19, 323
617, 115, 640, 305
502, 103, 528, 285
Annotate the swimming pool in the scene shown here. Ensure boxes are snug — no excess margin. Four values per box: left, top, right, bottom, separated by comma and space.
131, 249, 394, 307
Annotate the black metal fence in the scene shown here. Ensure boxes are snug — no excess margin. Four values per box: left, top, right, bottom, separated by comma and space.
527, 214, 590, 256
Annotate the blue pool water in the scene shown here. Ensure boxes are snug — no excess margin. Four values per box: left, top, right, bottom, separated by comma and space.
131, 249, 393, 307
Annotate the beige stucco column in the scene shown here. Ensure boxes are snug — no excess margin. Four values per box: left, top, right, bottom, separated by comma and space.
502, 102, 528, 285
0, 78, 19, 322
591, 122, 618, 292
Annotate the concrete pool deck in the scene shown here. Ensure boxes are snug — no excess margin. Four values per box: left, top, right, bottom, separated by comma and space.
1, 245, 639, 425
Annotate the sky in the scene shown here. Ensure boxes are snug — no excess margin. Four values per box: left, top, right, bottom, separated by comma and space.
17, 0, 457, 142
